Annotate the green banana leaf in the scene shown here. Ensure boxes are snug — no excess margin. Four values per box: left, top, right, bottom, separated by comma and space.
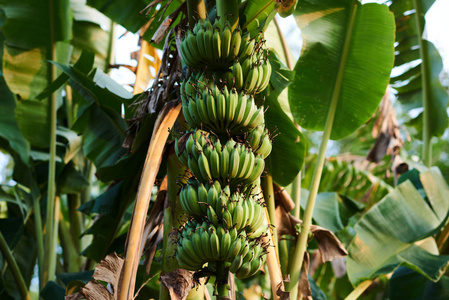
87, 0, 182, 46
1, 0, 72, 99
264, 53, 306, 186
289, 0, 395, 140
241, 0, 277, 37
1, 0, 73, 150
53, 61, 133, 170
0, 17, 30, 164
347, 167, 449, 286
390, 267, 449, 300
389, 0, 448, 138
86, 0, 148, 33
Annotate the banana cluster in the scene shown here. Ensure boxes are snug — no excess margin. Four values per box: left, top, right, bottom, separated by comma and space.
175, 13, 273, 281
176, 219, 267, 279
180, 19, 255, 70
179, 178, 266, 238
217, 51, 272, 94
181, 77, 264, 134
175, 130, 269, 186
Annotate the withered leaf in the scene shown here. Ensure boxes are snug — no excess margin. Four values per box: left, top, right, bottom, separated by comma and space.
151, 3, 186, 44
274, 184, 295, 212
65, 253, 124, 300
161, 269, 195, 300
310, 225, 348, 262
275, 205, 348, 263
298, 252, 312, 300
276, 281, 290, 300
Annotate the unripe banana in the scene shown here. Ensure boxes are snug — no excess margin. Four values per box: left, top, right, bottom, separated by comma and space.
221, 23, 232, 59
212, 29, 222, 61
210, 228, 220, 259
229, 27, 242, 57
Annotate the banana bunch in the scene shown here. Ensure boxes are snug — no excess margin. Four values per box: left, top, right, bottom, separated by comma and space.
246, 125, 273, 158
181, 78, 264, 134
175, 131, 266, 186
179, 178, 266, 238
176, 219, 267, 279
180, 19, 256, 70
175, 11, 274, 282
216, 50, 272, 94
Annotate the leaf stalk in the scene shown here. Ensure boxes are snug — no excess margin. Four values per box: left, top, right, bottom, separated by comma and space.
412, 0, 432, 167
286, 3, 358, 299
0, 231, 31, 300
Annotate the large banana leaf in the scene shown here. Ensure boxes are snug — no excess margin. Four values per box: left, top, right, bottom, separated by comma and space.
389, 0, 448, 138
347, 167, 449, 285
1, 0, 72, 99
87, 0, 182, 46
264, 53, 306, 186
53, 61, 133, 170
0, 17, 30, 164
1, 0, 73, 150
289, 0, 395, 140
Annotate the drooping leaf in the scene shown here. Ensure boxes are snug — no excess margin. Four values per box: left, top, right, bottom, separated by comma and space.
86, 0, 148, 33
53, 62, 133, 169
388, 0, 448, 138
71, 21, 110, 71
264, 53, 306, 186
41, 281, 66, 300
347, 167, 449, 285
389, 267, 449, 300
289, 0, 395, 140
57, 164, 89, 194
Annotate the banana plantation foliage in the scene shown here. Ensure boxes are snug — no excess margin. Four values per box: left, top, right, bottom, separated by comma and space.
1, 0, 449, 299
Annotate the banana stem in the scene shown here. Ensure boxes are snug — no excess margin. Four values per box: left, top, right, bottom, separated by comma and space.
32, 196, 44, 291
216, 0, 239, 29
412, 0, 432, 167
215, 262, 230, 299
187, 0, 207, 26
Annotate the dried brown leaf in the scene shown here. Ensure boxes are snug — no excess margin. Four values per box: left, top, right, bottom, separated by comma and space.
275, 204, 300, 237
276, 281, 290, 300
92, 253, 124, 290
368, 88, 404, 162
65, 292, 84, 300
65, 253, 124, 300
151, 3, 185, 44
275, 205, 348, 263
274, 184, 295, 212
298, 252, 312, 300
82, 280, 114, 300
161, 269, 195, 300
310, 225, 348, 262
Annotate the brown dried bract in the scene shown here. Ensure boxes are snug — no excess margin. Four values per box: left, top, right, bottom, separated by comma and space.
161, 269, 196, 300
65, 253, 124, 300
